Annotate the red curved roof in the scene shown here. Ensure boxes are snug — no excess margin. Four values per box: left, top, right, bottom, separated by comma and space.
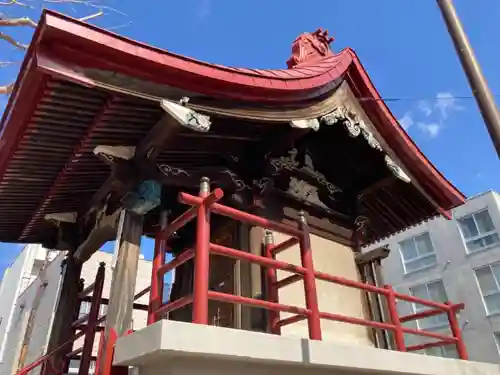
0, 10, 465, 229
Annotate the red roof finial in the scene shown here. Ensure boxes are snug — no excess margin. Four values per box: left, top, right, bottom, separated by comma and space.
287, 28, 335, 69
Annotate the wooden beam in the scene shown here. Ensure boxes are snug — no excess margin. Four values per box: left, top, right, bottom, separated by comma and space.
80, 99, 211, 212
73, 103, 208, 262
98, 211, 143, 375
73, 209, 122, 262
358, 176, 396, 199
80, 114, 176, 219
136, 114, 183, 160
152, 163, 247, 191
355, 246, 391, 265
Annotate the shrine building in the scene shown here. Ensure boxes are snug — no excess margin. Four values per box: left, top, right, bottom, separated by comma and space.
0, 9, 498, 375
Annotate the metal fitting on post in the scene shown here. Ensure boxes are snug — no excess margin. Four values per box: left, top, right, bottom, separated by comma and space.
264, 230, 274, 246
298, 210, 307, 225
160, 210, 169, 231
200, 177, 210, 194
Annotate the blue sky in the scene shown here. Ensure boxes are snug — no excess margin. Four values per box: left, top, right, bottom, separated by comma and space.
0, 0, 499, 277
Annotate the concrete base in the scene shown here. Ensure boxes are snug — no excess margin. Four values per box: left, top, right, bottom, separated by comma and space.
114, 320, 500, 375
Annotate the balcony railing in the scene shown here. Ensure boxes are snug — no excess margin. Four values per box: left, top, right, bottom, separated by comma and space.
148, 178, 468, 360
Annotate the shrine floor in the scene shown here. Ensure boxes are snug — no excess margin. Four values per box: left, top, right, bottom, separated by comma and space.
114, 320, 498, 375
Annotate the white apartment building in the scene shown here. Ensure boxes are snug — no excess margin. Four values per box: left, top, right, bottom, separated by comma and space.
368, 191, 500, 364
0, 246, 153, 375
0, 244, 58, 364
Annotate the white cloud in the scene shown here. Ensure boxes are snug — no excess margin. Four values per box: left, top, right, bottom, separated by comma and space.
398, 91, 465, 139
417, 122, 442, 138
435, 92, 464, 120
399, 112, 414, 131
418, 100, 433, 116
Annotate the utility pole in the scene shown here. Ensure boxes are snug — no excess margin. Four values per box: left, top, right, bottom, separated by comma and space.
436, 0, 500, 158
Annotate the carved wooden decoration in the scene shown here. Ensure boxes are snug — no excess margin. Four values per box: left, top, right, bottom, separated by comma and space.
268, 148, 341, 196
287, 177, 329, 210
289, 118, 320, 131
93, 145, 136, 166
160, 99, 211, 133
320, 107, 411, 183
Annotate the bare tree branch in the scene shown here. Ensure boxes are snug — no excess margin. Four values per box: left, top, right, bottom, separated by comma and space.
0, 61, 17, 67
43, 0, 126, 17
0, 0, 31, 7
0, 83, 14, 95
78, 9, 103, 22
0, 0, 127, 95
107, 20, 132, 31
0, 31, 28, 49
0, 16, 37, 27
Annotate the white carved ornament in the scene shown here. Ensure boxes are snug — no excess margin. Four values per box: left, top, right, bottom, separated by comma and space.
161, 99, 211, 133
289, 118, 320, 131
320, 107, 411, 183
93, 145, 136, 165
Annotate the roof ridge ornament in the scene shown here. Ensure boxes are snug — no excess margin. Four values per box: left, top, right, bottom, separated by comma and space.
161, 99, 211, 133
320, 106, 412, 184
287, 28, 335, 69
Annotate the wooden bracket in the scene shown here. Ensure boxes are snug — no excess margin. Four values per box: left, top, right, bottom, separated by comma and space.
355, 246, 390, 266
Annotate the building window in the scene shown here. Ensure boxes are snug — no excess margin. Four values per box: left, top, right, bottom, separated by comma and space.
458, 209, 499, 253
78, 301, 90, 319
420, 344, 458, 359
68, 359, 80, 374
475, 263, 500, 315
100, 304, 108, 316
494, 332, 500, 349
163, 282, 172, 303
409, 280, 448, 329
31, 259, 45, 276
68, 359, 95, 375
399, 233, 437, 273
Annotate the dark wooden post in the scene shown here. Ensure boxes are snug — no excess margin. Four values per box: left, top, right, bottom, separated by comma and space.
42, 255, 83, 375
98, 210, 143, 375
356, 246, 391, 349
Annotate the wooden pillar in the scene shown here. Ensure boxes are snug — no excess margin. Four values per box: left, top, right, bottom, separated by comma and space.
42, 255, 82, 375
98, 210, 143, 375
238, 223, 252, 330
355, 246, 391, 349
248, 226, 266, 331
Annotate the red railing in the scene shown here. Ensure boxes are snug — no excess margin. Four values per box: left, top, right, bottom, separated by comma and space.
16, 262, 151, 375
148, 178, 468, 360
16, 263, 106, 375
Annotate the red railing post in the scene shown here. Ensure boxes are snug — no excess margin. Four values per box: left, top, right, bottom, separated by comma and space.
298, 211, 322, 340
192, 177, 211, 324
385, 285, 405, 352
264, 230, 280, 335
446, 302, 468, 360
79, 263, 106, 375
94, 330, 105, 375
148, 211, 168, 325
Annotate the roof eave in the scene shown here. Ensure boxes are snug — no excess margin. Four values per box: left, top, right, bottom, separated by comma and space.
0, 11, 465, 226
38, 10, 352, 103
344, 49, 466, 212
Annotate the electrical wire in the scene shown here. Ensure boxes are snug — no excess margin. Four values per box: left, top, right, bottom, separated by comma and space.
358, 95, 500, 103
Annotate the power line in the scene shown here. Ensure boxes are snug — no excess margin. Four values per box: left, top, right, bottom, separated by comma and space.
358, 95, 500, 103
